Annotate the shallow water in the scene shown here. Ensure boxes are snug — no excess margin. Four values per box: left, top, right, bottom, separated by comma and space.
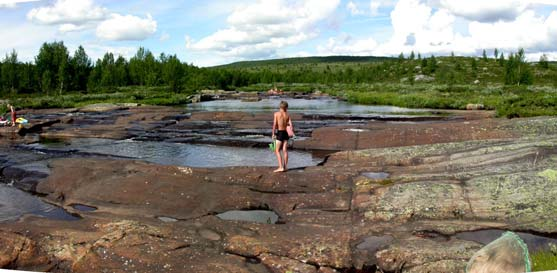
0, 183, 79, 222
187, 98, 429, 115
32, 138, 322, 169
456, 229, 557, 252
216, 210, 279, 224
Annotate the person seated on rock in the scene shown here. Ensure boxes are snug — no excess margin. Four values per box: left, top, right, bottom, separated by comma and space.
272, 101, 294, 172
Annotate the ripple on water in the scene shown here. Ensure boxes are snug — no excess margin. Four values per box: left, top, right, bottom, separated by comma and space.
0, 184, 79, 222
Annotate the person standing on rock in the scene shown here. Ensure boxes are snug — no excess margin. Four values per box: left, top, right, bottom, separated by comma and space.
272, 101, 294, 172
6, 104, 16, 127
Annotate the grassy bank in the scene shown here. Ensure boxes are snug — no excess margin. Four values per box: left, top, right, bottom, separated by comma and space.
2, 82, 557, 118
239, 82, 557, 118
3, 87, 193, 110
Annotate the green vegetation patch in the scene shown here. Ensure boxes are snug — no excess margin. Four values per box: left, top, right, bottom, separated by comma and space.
538, 169, 557, 182
531, 248, 557, 271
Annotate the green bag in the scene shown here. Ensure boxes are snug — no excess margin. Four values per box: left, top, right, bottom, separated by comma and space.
467, 231, 531, 273
269, 140, 276, 152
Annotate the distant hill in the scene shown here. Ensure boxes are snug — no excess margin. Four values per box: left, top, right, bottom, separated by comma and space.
214, 56, 394, 68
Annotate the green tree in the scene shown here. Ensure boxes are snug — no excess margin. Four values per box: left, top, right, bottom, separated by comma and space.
482, 49, 488, 61
129, 47, 147, 85
409, 51, 415, 60
428, 55, 437, 73
499, 52, 505, 67
1, 49, 19, 94
162, 54, 184, 92
494, 48, 499, 59
114, 56, 129, 86
538, 54, 549, 69
70, 45, 91, 91
35, 41, 69, 95
505, 48, 533, 86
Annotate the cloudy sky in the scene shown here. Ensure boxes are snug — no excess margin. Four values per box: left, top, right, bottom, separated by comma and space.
1, 0, 557, 66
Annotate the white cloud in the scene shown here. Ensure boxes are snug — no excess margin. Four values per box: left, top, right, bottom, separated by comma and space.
0, 0, 39, 8
347, 1, 363, 15
187, 0, 341, 60
96, 14, 157, 41
159, 32, 170, 42
369, 0, 397, 16
320, 0, 557, 61
27, 0, 107, 27
437, 0, 528, 22
318, 34, 378, 55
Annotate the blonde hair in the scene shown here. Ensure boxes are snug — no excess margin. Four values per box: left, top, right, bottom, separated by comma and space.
279, 101, 288, 110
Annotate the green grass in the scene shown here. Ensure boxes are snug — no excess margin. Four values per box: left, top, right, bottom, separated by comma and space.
531, 249, 557, 271
2, 86, 194, 110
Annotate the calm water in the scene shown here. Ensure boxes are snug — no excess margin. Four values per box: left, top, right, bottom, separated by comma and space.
31, 138, 322, 168
0, 183, 78, 222
186, 98, 429, 115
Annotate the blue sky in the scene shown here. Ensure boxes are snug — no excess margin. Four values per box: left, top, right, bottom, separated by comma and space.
1, 0, 557, 66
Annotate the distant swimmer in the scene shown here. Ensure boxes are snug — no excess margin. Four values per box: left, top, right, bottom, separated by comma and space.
272, 101, 294, 172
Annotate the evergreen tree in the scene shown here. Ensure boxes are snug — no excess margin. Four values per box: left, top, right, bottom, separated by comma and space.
1, 49, 19, 94
482, 49, 488, 61
70, 46, 91, 91
409, 51, 415, 60
499, 52, 505, 67
494, 48, 499, 59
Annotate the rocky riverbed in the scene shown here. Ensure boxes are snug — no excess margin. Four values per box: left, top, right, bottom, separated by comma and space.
1, 96, 557, 272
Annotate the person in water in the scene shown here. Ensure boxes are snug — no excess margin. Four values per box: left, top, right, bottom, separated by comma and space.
272, 101, 294, 172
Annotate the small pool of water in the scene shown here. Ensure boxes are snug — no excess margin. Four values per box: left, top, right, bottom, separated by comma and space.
187, 98, 429, 115
30, 138, 322, 168
362, 172, 390, 179
70, 204, 97, 212
216, 210, 279, 224
456, 229, 557, 252
0, 184, 79, 222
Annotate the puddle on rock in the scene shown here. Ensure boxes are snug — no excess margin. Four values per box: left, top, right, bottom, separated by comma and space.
30, 138, 322, 169
71, 204, 97, 212
362, 172, 390, 180
0, 184, 79, 222
456, 229, 557, 252
216, 210, 279, 224
157, 216, 179, 223
356, 235, 394, 252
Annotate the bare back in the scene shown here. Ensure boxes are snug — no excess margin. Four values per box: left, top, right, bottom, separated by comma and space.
274, 111, 290, 130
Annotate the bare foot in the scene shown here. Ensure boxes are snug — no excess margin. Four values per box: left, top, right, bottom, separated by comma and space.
273, 168, 284, 173
282, 168, 287, 172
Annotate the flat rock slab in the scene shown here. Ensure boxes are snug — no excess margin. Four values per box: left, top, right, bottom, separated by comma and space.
3, 116, 557, 272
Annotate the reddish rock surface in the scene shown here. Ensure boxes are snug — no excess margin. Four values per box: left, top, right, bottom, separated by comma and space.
2, 104, 557, 272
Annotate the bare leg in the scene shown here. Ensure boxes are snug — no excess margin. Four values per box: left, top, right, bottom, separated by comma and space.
282, 140, 288, 172
274, 140, 284, 172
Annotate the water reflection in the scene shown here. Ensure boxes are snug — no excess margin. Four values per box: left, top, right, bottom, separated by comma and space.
0, 184, 79, 222
33, 138, 322, 169
187, 98, 428, 115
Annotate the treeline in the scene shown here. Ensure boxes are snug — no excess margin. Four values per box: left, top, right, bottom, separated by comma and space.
1, 42, 555, 97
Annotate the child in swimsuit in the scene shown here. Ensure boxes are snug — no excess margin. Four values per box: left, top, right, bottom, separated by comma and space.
272, 101, 294, 172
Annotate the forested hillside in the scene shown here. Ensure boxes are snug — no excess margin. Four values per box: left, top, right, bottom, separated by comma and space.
1, 42, 556, 117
